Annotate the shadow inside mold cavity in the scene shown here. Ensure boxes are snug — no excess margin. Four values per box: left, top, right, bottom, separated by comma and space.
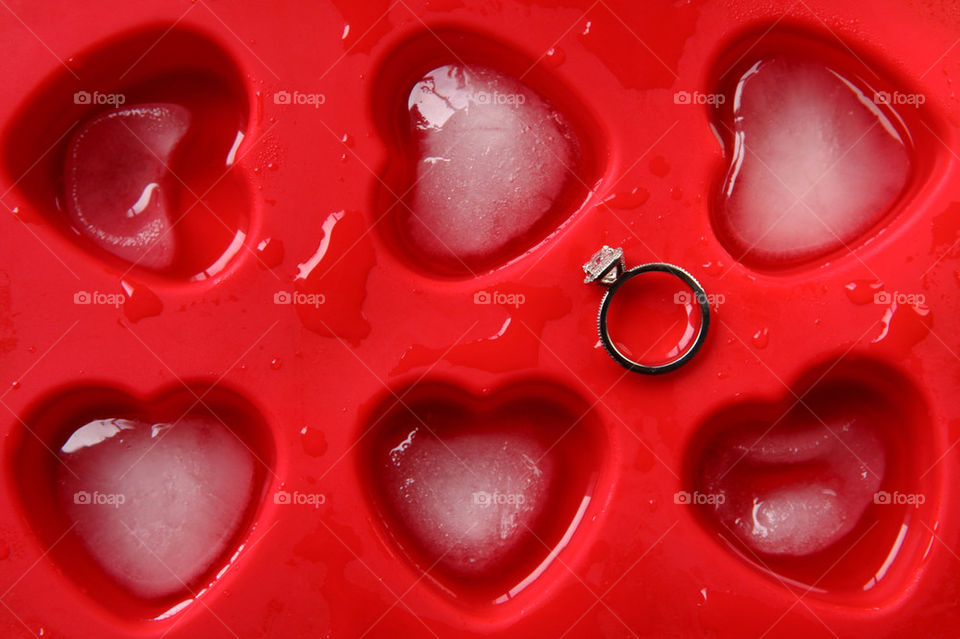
7, 383, 275, 620
685, 357, 937, 599
3, 25, 252, 280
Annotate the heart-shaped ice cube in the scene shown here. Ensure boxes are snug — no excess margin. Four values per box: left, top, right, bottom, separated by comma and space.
381, 426, 554, 576
405, 64, 580, 266
64, 103, 190, 270
366, 385, 600, 600
57, 414, 255, 599
714, 56, 911, 266
701, 416, 885, 557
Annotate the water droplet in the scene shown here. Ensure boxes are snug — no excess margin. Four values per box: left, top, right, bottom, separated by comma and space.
255, 238, 284, 268
293, 210, 374, 343
872, 301, 932, 351
931, 203, 960, 255
752, 328, 769, 349
391, 285, 571, 375
300, 427, 328, 457
269, 358, 282, 370
649, 155, 670, 177
120, 280, 163, 323
701, 261, 724, 277
543, 46, 566, 68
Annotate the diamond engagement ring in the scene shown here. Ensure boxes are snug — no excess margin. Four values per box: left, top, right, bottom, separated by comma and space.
583, 246, 710, 374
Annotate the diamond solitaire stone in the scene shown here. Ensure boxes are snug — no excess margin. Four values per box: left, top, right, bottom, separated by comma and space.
582, 246, 624, 285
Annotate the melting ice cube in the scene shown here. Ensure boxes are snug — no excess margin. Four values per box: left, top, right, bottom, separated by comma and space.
57, 415, 255, 599
382, 426, 553, 575
703, 417, 885, 557
717, 57, 911, 264
406, 64, 579, 262
65, 103, 190, 270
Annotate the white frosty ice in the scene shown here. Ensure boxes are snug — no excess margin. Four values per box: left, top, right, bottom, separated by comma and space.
406, 65, 578, 261
719, 57, 911, 263
58, 415, 255, 599
383, 426, 553, 575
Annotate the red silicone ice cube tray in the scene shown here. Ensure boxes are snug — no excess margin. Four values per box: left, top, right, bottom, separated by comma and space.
1, 0, 959, 637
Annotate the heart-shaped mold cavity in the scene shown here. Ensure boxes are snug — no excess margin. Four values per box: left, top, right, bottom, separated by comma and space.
372, 29, 603, 277
709, 30, 935, 270
8, 385, 273, 618
3, 26, 251, 280
686, 359, 936, 595
362, 380, 603, 603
